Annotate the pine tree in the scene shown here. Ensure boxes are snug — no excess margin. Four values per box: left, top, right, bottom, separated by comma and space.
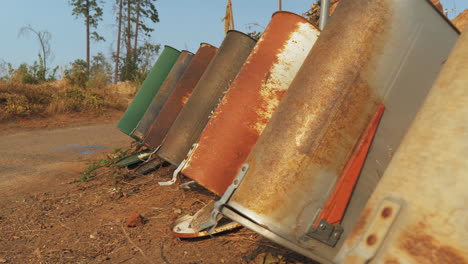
70, 0, 105, 76
118, 0, 159, 81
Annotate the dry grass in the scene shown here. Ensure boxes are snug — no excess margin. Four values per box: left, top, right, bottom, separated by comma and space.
110, 80, 139, 96
0, 79, 132, 122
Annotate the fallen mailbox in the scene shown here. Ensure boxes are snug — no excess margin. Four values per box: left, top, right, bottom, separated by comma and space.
132, 51, 194, 141
157, 30, 257, 167
200, 0, 459, 263
336, 26, 468, 264
117, 46, 181, 138
143, 43, 218, 150
180, 11, 321, 196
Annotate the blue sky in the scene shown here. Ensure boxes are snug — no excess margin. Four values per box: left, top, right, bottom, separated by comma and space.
0, 0, 466, 70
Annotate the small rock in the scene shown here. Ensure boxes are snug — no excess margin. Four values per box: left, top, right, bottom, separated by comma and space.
95, 255, 109, 262
0, 258, 7, 263
126, 211, 144, 227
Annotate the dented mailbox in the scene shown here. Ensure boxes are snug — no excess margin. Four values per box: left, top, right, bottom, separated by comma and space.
157, 31, 257, 166
117, 46, 180, 138
180, 11, 321, 195
213, 0, 459, 263
143, 43, 218, 149
132, 51, 194, 140
336, 27, 468, 264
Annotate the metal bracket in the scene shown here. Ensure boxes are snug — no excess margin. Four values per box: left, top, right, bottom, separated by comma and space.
304, 219, 344, 247
158, 143, 198, 186
198, 163, 250, 232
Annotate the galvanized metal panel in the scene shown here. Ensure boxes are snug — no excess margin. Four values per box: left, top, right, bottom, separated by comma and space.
117, 46, 180, 137
157, 31, 257, 166
221, 0, 459, 262
132, 51, 194, 140
143, 43, 218, 149
336, 27, 468, 264
180, 11, 320, 195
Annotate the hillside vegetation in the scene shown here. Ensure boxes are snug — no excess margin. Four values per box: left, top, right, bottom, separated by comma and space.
0, 79, 133, 122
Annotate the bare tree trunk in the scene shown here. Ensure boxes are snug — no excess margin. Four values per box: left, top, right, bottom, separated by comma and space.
86, 0, 90, 76
114, 0, 123, 84
38, 32, 47, 75
125, 0, 132, 80
18, 26, 51, 80
126, 0, 132, 59
133, 0, 141, 63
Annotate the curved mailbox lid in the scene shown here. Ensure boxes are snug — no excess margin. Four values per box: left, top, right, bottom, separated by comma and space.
133, 51, 194, 140
142, 43, 218, 149
336, 27, 468, 264
180, 11, 321, 195
157, 31, 257, 166
221, 0, 459, 263
117, 45, 180, 137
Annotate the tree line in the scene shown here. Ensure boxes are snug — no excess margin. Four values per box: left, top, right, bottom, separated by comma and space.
0, 0, 160, 86
70, 0, 160, 84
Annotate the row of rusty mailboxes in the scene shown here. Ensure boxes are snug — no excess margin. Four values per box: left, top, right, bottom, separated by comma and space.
117, 1, 467, 263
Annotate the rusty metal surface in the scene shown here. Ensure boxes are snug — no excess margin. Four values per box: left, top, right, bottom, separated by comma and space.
142, 43, 218, 149
220, 0, 459, 263
181, 11, 321, 195
157, 31, 256, 166
133, 51, 194, 140
336, 27, 468, 264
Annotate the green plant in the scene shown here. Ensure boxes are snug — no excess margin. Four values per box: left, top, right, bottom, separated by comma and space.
0, 92, 31, 119
79, 158, 112, 181
65, 59, 88, 87
8, 55, 58, 85
76, 147, 132, 182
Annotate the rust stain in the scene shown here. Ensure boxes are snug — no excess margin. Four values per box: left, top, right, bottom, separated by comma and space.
381, 206, 393, 219
229, 0, 392, 228
134, 51, 194, 140
347, 207, 373, 245
181, 12, 320, 195
155, 32, 257, 166
181, 94, 190, 105
143, 44, 218, 149
400, 231, 467, 264
366, 234, 378, 246
230, 0, 391, 219
304, 76, 380, 169
385, 258, 400, 264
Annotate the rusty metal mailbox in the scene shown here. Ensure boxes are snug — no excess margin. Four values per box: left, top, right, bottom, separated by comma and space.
157, 31, 257, 166
143, 43, 218, 149
117, 46, 180, 138
336, 26, 468, 264
132, 51, 194, 140
180, 11, 321, 195
205, 0, 459, 263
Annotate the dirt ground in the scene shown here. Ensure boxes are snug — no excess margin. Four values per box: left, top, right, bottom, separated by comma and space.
0, 114, 317, 264
0, 111, 125, 132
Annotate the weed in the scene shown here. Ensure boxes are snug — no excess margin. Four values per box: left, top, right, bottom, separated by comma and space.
75, 147, 132, 182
